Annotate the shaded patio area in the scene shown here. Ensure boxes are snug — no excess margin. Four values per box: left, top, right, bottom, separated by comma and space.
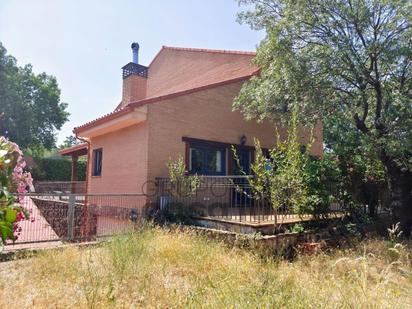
59, 143, 88, 187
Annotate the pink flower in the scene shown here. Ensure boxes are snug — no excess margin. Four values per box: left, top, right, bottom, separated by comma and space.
1, 136, 33, 244
16, 212, 25, 221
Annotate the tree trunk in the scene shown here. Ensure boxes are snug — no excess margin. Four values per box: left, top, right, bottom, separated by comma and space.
363, 182, 379, 217
382, 155, 412, 237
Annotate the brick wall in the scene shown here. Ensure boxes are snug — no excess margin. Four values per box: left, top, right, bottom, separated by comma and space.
147, 81, 323, 181
88, 123, 149, 195
85, 79, 322, 202
120, 74, 147, 108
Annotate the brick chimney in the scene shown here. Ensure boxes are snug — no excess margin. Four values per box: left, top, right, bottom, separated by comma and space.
119, 42, 147, 108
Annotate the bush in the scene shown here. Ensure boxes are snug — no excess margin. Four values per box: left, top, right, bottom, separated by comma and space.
0, 136, 32, 248
236, 110, 338, 218
29, 157, 86, 181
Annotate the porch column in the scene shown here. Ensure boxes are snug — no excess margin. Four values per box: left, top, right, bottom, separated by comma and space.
71, 155, 78, 194
71, 155, 78, 181
71, 155, 78, 193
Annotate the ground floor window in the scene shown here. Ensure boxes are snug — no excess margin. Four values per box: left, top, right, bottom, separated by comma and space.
92, 148, 103, 176
189, 145, 226, 175
233, 148, 252, 175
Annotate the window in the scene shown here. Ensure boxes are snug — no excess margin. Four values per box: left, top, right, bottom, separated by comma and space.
233, 149, 251, 175
92, 148, 103, 176
189, 145, 225, 175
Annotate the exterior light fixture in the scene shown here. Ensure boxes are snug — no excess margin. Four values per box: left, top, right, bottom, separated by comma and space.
240, 135, 247, 145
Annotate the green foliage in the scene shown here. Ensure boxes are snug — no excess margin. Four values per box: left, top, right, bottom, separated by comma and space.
261, 113, 311, 214
289, 223, 305, 233
235, 0, 412, 229
58, 135, 80, 150
324, 114, 388, 212
235, 111, 337, 217
0, 42, 69, 149
29, 157, 86, 181
304, 156, 337, 216
0, 137, 31, 249
167, 155, 200, 198
0, 189, 27, 244
235, 1, 412, 172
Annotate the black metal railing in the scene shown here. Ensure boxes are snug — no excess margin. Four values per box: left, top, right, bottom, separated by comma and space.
155, 176, 345, 225
122, 62, 148, 78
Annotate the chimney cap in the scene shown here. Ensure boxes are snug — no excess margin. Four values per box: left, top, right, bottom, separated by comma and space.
131, 42, 140, 50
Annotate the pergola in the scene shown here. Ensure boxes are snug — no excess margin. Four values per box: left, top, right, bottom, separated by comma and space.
59, 143, 88, 181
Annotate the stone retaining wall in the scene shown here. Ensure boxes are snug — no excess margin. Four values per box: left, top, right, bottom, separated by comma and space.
176, 224, 340, 256
31, 198, 97, 240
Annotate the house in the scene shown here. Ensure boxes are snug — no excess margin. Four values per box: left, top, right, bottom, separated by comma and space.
61, 43, 323, 201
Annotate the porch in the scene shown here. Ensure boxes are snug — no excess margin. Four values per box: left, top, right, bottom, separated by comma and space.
59, 143, 88, 189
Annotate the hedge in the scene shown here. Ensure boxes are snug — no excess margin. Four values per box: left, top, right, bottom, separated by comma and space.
29, 157, 86, 181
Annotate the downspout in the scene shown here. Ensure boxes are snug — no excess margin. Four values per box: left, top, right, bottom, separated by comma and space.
75, 133, 91, 195
75, 133, 92, 239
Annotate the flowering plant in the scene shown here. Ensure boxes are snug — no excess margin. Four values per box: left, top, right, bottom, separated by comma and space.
0, 136, 32, 249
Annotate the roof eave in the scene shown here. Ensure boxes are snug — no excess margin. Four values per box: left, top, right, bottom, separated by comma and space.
72, 70, 259, 136
59, 143, 88, 156
73, 107, 133, 134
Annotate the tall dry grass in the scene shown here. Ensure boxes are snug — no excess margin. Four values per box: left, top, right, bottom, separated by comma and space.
0, 226, 411, 308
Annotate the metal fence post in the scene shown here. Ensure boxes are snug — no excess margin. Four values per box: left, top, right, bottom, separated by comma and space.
67, 194, 75, 240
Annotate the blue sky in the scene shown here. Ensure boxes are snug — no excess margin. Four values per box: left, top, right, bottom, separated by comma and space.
0, 0, 264, 145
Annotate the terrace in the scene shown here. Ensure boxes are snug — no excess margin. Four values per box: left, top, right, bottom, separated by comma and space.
155, 176, 346, 234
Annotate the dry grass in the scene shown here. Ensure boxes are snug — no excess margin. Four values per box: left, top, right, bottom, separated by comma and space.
0, 226, 411, 308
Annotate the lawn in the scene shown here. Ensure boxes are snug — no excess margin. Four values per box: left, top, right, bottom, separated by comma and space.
0, 226, 411, 308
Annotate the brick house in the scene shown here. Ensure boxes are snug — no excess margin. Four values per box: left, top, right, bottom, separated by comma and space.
61, 43, 323, 199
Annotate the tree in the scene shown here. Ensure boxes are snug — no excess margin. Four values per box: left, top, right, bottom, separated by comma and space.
59, 135, 80, 150
324, 114, 387, 216
235, 0, 412, 234
0, 42, 69, 149
240, 112, 311, 216
234, 111, 338, 219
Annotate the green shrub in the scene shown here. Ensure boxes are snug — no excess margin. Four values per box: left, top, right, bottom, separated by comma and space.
29, 157, 86, 181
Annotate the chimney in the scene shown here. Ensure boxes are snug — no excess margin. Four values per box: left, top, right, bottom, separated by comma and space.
131, 42, 139, 63
119, 42, 148, 109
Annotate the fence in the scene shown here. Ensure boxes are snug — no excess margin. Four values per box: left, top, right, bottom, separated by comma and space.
4, 193, 147, 250
33, 181, 86, 193
156, 176, 345, 225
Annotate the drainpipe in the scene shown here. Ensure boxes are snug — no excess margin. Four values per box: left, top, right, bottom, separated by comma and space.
75, 134, 91, 195
75, 133, 92, 239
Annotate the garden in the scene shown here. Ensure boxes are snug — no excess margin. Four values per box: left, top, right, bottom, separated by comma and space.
0, 226, 411, 308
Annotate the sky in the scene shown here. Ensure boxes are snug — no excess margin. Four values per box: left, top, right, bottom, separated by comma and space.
0, 0, 265, 145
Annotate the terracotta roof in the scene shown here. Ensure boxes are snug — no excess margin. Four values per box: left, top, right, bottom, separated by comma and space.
163, 46, 256, 55
144, 46, 258, 99
148, 46, 256, 67
59, 143, 88, 156
75, 46, 258, 134
128, 73, 257, 109
73, 107, 133, 133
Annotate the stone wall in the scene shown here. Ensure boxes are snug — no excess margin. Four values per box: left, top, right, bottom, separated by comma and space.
31, 198, 97, 240
177, 224, 339, 256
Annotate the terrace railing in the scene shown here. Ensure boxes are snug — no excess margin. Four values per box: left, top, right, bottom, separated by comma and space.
155, 176, 345, 225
